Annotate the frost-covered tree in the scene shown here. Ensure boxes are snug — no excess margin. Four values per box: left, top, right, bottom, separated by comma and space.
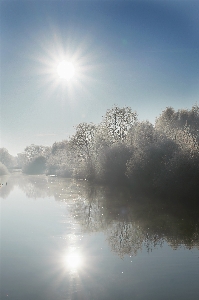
155, 105, 199, 141
46, 140, 72, 176
0, 148, 15, 168
69, 123, 97, 179
0, 162, 9, 175
92, 106, 137, 183
16, 152, 27, 169
126, 136, 179, 191
126, 121, 155, 148
21, 144, 50, 174
23, 144, 50, 161
23, 156, 46, 175
101, 106, 137, 143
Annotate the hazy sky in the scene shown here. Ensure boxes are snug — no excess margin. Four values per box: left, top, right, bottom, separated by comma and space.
1, 0, 199, 155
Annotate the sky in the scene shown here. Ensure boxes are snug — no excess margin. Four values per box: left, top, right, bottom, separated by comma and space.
1, 0, 199, 155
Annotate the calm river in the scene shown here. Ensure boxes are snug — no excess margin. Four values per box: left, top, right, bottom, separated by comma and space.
1, 174, 199, 300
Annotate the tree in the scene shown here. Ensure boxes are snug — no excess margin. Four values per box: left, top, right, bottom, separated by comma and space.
155, 105, 199, 141
101, 106, 137, 143
23, 144, 50, 161
126, 120, 155, 148
69, 122, 97, 179
16, 152, 28, 169
0, 148, 15, 168
23, 156, 46, 175
0, 162, 9, 175
20, 144, 50, 173
46, 140, 72, 176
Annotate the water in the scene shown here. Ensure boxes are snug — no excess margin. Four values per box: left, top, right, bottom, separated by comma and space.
1, 174, 199, 300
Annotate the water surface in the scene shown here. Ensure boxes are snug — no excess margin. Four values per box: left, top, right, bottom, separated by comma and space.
1, 174, 199, 300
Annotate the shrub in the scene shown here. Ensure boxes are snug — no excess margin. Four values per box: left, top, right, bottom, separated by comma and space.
96, 143, 132, 184
126, 137, 179, 191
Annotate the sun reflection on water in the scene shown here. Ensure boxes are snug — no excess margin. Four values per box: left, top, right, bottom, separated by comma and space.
64, 250, 84, 272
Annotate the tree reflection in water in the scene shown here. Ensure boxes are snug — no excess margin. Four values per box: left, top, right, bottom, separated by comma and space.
2, 174, 199, 257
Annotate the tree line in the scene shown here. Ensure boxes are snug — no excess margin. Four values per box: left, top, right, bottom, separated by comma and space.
1, 104, 199, 201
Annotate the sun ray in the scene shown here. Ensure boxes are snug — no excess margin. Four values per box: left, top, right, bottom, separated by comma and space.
29, 23, 106, 110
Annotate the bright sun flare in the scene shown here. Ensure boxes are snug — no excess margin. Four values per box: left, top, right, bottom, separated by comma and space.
65, 253, 83, 270
57, 60, 75, 80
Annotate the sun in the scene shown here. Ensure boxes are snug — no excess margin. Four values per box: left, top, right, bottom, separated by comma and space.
57, 60, 75, 80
